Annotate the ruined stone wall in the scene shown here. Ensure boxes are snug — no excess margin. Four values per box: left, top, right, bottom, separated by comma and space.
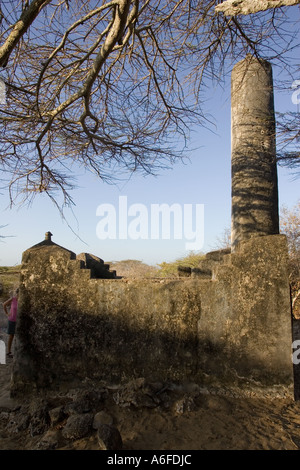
11, 234, 293, 397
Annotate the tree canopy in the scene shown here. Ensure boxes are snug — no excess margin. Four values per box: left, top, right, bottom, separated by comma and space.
0, 0, 299, 205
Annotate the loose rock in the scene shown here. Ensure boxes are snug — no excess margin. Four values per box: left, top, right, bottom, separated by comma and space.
93, 410, 114, 429
97, 424, 123, 450
36, 429, 60, 450
62, 413, 93, 440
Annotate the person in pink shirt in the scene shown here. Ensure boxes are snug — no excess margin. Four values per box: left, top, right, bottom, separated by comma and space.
3, 287, 19, 358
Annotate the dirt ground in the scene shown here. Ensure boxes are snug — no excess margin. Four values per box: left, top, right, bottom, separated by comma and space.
1, 348, 300, 451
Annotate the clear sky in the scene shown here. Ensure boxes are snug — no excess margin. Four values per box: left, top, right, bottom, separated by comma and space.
1, 56, 299, 268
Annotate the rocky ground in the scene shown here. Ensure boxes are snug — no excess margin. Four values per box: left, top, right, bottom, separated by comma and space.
1, 348, 300, 451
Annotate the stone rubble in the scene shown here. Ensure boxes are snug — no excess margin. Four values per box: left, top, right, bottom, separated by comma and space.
0, 377, 201, 450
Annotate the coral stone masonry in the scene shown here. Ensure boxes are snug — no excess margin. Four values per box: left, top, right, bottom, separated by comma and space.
12, 232, 293, 397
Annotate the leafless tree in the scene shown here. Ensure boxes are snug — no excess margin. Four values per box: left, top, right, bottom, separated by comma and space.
280, 201, 300, 316
0, 0, 299, 206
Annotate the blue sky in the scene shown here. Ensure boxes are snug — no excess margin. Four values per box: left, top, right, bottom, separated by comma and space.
1, 58, 299, 267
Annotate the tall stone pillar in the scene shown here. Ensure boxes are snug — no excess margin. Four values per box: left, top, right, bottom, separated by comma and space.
231, 54, 279, 251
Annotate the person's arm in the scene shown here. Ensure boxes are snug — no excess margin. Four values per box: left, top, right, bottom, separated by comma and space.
3, 298, 12, 316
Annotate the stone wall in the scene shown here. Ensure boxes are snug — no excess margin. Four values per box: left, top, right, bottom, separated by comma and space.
11, 233, 293, 397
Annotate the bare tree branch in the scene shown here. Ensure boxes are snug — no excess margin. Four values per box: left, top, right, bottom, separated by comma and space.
276, 110, 300, 176
215, 0, 300, 16
0, 0, 51, 67
0, 0, 299, 206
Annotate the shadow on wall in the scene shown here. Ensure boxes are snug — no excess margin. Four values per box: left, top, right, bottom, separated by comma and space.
12, 302, 291, 396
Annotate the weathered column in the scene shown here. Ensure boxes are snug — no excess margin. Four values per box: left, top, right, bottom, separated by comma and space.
231, 54, 279, 251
